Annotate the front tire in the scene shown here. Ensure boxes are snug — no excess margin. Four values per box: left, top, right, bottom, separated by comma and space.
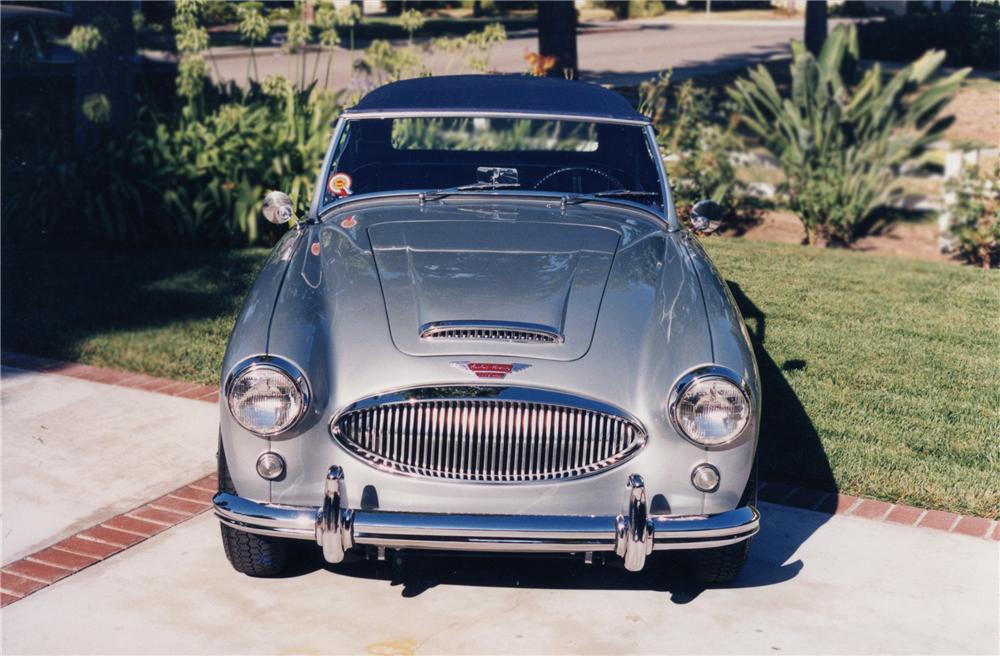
220, 524, 291, 577
217, 434, 290, 577
691, 539, 751, 583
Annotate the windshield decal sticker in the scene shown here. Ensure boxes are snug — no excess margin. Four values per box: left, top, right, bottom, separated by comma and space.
340, 215, 357, 229
327, 172, 353, 197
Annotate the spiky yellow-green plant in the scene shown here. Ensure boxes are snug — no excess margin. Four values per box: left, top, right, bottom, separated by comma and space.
729, 25, 969, 245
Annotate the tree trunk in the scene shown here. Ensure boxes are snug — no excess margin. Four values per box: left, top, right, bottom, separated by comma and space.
71, 1, 135, 154
537, 1, 578, 79
804, 0, 828, 56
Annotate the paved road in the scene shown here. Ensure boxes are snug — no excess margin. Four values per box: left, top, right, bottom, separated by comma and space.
208, 19, 807, 91
2, 367, 998, 654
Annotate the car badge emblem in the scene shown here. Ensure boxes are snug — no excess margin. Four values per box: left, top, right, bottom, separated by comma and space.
450, 361, 531, 380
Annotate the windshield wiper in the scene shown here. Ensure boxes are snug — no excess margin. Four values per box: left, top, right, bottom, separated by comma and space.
419, 182, 521, 204
560, 189, 659, 208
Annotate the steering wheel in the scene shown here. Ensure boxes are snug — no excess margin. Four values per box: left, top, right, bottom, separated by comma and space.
532, 167, 624, 192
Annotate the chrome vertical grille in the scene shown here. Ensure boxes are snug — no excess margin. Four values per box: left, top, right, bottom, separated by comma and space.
331, 388, 646, 483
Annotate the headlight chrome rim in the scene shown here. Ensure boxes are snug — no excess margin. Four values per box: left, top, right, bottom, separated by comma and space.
668, 365, 753, 449
225, 356, 310, 436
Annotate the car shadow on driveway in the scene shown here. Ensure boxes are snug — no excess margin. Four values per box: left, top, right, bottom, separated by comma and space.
286, 499, 829, 605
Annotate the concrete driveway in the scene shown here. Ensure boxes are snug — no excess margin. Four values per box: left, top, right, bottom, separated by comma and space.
1, 366, 216, 563
2, 366, 998, 654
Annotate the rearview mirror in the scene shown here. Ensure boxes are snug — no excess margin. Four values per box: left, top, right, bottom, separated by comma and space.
690, 199, 725, 234
262, 191, 295, 225
476, 166, 518, 187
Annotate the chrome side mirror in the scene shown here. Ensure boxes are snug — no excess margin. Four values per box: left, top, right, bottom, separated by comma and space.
262, 191, 295, 225
690, 199, 725, 234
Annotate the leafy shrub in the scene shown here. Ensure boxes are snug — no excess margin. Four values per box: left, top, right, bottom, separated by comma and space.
639, 71, 742, 221
356, 23, 505, 90
595, 1, 665, 19
728, 25, 968, 245
133, 84, 339, 245
2, 84, 339, 247
400, 8, 427, 42
947, 164, 1000, 269
202, 0, 239, 26
67, 24, 104, 55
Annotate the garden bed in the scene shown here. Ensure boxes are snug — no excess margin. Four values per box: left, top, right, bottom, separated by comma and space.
726, 210, 956, 266
2, 241, 996, 518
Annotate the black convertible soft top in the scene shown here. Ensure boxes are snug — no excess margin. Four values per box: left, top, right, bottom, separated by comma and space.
344, 75, 648, 124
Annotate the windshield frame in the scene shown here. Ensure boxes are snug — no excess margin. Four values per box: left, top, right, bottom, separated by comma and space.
309, 112, 679, 231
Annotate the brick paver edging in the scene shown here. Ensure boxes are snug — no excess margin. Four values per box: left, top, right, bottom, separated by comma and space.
758, 482, 999, 542
1, 352, 219, 403
1, 352, 997, 606
0, 473, 218, 608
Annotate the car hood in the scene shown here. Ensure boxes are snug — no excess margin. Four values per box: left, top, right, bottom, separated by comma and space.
261, 199, 713, 430
368, 219, 619, 361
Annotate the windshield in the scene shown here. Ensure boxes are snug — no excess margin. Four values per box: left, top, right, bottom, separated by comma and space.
322, 116, 664, 211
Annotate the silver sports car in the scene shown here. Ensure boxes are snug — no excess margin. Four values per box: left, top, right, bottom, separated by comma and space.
214, 75, 760, 584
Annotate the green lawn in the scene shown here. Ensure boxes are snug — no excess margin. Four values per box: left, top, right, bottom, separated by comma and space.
2, 241, 997, 518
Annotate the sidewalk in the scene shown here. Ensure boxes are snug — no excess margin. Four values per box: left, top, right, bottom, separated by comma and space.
1, 366, 216, 563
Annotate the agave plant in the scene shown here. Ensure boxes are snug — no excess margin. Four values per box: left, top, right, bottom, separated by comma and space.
728, 25, 969, 245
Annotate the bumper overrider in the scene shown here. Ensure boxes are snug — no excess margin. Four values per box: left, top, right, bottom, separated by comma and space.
213, 466, 759, 572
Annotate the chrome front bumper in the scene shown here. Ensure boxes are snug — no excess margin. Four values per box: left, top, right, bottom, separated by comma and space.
213, 466, 759, 572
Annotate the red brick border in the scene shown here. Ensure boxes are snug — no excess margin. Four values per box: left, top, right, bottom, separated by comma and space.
1, 352, 219, 403
0, 474, 218, 608
2, 352, 997, 607
759, 482, 999, 541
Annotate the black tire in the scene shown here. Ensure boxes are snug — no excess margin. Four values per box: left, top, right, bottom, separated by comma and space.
217, 434, 290, 577
220, 523, 290, 577
691, 539, 751, 584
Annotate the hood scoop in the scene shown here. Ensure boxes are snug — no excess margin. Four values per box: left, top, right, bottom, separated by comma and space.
369, 220, 620, 361
420, 321, 563, 344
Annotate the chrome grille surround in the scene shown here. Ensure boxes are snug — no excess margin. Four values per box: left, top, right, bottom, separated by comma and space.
419, 321, 563, 344
330, 387, 647, 483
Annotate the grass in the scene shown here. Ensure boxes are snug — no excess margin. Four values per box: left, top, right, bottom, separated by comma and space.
703, 239, 999, 519
2, 241, 997, 518
1, 248, 269, 385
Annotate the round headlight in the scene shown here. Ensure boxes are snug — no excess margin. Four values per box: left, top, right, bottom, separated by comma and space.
227, 361, 306, 436
671, 372, 750, 447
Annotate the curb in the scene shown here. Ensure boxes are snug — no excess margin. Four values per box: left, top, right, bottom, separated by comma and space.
0, 473, 218, 608
1, 352, 996, 605
758, 482, 998, 542
1, 352, 218, 404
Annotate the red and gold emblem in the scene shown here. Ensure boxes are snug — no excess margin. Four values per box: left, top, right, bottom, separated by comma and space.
327, 172, 353, 197
450, 361, 532, 380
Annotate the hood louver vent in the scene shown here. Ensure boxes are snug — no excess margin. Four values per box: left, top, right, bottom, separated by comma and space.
420, 321, 563, 344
